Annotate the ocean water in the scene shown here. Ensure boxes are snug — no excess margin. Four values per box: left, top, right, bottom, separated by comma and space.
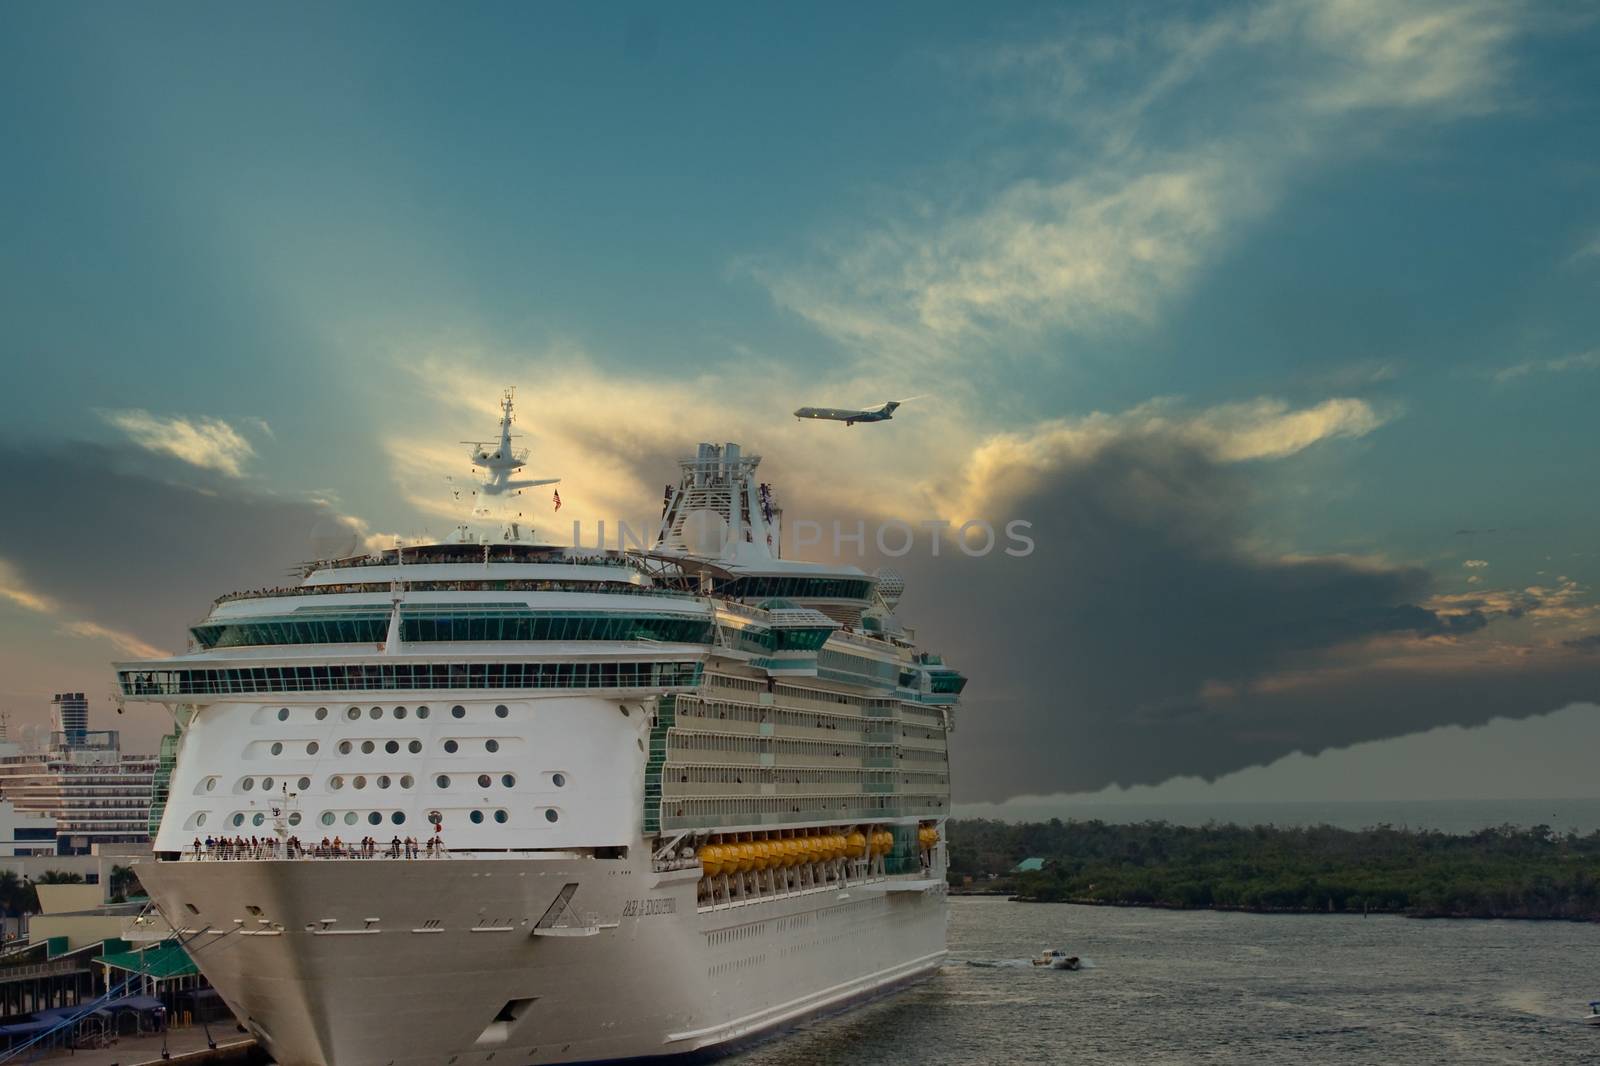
955, 797, 1600, 835
724, 897, 1600, 1065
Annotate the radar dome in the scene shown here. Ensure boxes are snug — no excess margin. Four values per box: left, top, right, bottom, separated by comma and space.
874, 567, 906, 608
310, 518, 360, 560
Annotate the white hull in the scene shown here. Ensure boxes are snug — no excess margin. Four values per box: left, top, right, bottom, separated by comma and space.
140, 853, 948, 1066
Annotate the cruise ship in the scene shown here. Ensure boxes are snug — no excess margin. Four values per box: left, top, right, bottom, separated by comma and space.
117, 397, 963, 1066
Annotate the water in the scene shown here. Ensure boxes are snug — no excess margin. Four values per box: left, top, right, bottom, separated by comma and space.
724, 897, 1600, 1065
954, 798, 1600, 835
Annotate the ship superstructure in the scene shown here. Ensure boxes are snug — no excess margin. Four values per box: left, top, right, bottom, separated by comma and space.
119, 410, 962, 1066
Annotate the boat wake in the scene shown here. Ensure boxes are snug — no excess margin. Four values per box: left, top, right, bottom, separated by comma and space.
965, 957, 1096, 970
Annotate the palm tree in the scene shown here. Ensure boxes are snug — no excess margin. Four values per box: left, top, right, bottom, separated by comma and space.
34, 871, 84, 885
108, 865, 143, 902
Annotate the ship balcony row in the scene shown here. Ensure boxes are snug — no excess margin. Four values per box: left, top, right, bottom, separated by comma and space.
656, 771, 940, 787
655, 791, 951, 832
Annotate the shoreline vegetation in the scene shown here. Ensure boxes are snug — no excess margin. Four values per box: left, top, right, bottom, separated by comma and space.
946, 818, 1600, 921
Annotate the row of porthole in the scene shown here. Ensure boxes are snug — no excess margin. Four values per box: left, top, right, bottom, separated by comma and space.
198, 807, 560, 828
434, 774, 518, 790
209, 811, 304, 828
241, 777, 311, 793
319, 810, 411, 826
223, 771, 564, 793
274, 704, 513, 723
262, 739, 506, 757
330, 774, 418, 791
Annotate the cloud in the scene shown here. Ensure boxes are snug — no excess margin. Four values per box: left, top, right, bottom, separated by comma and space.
958, 702, 1600, 816
1463, 559, 1488, 568
0, 558, 58, 614
933, 395, 1387, 520
1568, 229, 1600, 264
56, 620, 167, 661
878, 411, 1598, 802
754, 0, 1538, 368
1566, 634, 1600, 653
0, 439, 349, 678
1491, 349, 1600, 383
99, 409, 259, 476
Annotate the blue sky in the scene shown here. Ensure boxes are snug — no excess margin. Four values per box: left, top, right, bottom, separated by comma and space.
1, 1, 1597, 803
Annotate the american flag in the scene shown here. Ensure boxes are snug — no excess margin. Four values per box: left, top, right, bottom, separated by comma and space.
552, 489, 562, 512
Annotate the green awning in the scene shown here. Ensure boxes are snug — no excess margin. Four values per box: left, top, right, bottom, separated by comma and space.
92, 940, 198, 980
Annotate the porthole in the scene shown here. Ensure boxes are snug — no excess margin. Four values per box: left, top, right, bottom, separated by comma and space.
377, 775, 391, 789
277, 707, 289, 722
353, 776, 367, 790
344, 812, 358, 825
400, 775, 415, 789
297, 777, 310, 790
368, 812, 382, 825
361, 740, 375, 754
232, 814, 244, 827
261, 777, 274, 791
551, 773, 566, 788
315, 706, 328, 721
443, 740, 459, 754
205, 778, 217, 792
436, 775, 450, 789
501, 774, 515, 788
470, 810, 484, 824
338, 741, 352, 755
619, 706, 630, 718
270, 742, 283, 755
195, 812, 207, 826
408, 741, 422, 754
321, 812, 335, 826
478, 774, 492, 788
485, 739, 500, 753
385, 740, 399, 755
494, 809, 508, 824
307, 741, 319, 755
494, 704, 509, 718
394, 706, 408, 719
370, 707, 382, 720
288, 812, 302, 826
347, 707, 361, 721
330, 776, 345, 791
391, 811, 406, 825
417, 706, 430, 719
544, 809, 559, 823
451, 704, 465, 719
241, 778, 255, 792
252, 813, 265, 827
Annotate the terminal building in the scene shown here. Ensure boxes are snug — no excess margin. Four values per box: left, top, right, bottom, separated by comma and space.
0, 701, 156, 856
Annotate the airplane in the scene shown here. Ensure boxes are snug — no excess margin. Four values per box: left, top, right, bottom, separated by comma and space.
792, 397, 920, 426
462, 387, 560, 496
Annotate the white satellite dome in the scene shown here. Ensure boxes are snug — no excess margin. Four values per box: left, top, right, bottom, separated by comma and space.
874, 567, 906, 608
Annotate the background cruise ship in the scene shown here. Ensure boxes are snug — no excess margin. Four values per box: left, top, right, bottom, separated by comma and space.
118, 416, 964, 1066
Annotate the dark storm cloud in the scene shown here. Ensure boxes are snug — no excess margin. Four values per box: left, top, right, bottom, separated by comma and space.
0, 439, 339, 653
868, 434, 1599, 802
1566, 634, 1600, 653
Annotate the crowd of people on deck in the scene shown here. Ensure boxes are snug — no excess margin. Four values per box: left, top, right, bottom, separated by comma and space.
191, 834, 449, 859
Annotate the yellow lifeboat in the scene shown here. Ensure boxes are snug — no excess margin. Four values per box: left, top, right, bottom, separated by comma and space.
846, 831, 867, 859
782, 837, 802, 867
699, 843, 722, 877
736, 842, 756, 873
832, 833, 848, 860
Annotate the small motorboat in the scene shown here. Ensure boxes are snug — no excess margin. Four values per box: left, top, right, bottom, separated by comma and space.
1585, 1001, 1600, 1026
1032, 949, 1080, 970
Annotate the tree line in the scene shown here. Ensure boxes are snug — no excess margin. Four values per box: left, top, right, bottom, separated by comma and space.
947, 818, 1600, 919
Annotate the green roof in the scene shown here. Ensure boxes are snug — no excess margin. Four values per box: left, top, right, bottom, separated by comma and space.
93, 940, 198, 980
1014, 857, 1047, 872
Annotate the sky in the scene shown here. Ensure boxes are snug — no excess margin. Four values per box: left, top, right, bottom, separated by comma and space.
0, 1, 1597, 811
